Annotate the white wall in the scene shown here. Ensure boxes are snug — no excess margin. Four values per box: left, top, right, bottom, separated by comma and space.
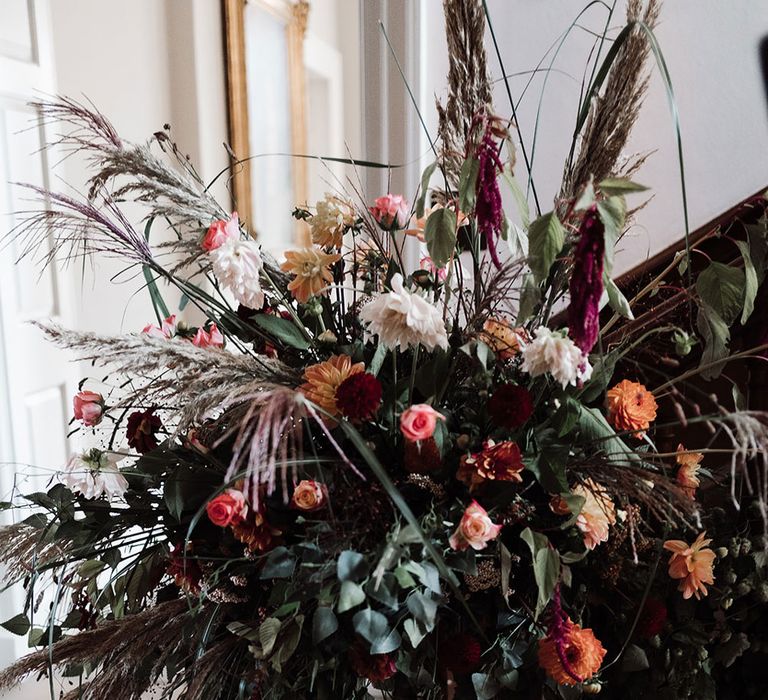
420, 0, 768, 274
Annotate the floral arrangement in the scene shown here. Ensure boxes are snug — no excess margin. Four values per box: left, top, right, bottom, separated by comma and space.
2, 1, 768, 698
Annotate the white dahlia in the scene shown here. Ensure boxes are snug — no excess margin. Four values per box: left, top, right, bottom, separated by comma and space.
308, 193, 355, 248
359, 273, 449, 352
520, 327, 592, 387
210, 238, 265, 310
60, 449, 128, 501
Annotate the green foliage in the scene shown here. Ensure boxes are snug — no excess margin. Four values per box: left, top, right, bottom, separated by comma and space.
520, 528, 560, 619
528, 212, 564, 284
424, 207, 458, 268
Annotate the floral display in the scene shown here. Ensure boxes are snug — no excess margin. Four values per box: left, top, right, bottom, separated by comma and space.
1, 1, 768, 699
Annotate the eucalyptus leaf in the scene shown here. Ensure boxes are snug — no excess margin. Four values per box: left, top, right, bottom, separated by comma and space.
337, 580, 366, 613
312, 607, 338, 645
1, 614, 30, 636
352, 609, 401, 654
337, 550, 367, 582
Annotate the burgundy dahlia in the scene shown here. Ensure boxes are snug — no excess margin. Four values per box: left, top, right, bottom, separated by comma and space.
335, 372, 382, 421
568, 206, 605, 353
126, 408, 163, 453
440, 632, 483, 675
487, 384, 534, 429
348, 642, 397, 683
475, 122, 505, 269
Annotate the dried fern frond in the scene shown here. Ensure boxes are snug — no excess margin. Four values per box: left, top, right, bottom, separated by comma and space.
437, 0, 492, 180
563, 0, 661, 197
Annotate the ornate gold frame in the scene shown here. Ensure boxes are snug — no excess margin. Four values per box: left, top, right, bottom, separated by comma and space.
223, 0, 309, 238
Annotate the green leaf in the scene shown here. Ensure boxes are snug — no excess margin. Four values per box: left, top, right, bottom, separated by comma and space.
597, 196, 626, 273
527, 429, 569, 492
472, 672, 502, 699
458, 157, 480, 212
502, 165, 530, 229
598, 178, 649, 196
424, 207, 458, 268
369, 342, 387, 377
272, 615, 304, 672
415, 162, 437, 219
352, 609, 401, 654
576, 405, 639, 465
505, 222, 528, 260
312, 607, 338, 645
736, 240, 758, 324
260, 546, 296, 579
696, 262, 745, 326
1, 614, 30, 636
516, 273, 540, 324
520, 528, 560, 619
553, 395, 581, 438
697, 305, 730, 380
394, 565, 417, 589
251, 313, 310, 351
574, 181, 595, 211
621, 643, 650, 672
406, 591, 437, 631
337, 580, 366, 613
604, 274, 634, 320
528, 212, 564, 283
258, 617, 282, 657
337, 550, 368, 582
403, 618, 426, 648
77, 560, 106, 579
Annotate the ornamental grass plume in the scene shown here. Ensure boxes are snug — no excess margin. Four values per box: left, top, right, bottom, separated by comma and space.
568, 206, 605, 353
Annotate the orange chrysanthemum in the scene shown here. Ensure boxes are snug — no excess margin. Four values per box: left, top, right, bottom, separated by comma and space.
280, 247, 341, 303
480, 319, 528, 360
663, 531, 716, 600
605, 379, 658, 436
572, 478, 616, 550
538, 618, 607, 686
299, 354, 364, 417
675, 443, 703, 499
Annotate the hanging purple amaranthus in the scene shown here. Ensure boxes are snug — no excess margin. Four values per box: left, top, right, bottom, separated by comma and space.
568, 205, 605, 353
549, 584, 584, 684
474, 122, 505, 269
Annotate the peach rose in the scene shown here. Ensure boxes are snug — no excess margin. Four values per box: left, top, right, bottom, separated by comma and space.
202, 212, 239, 251
291, 479, 327, 512
192, 322, 225, 349
73, 390, 104, 427
206, 488, 247, 527
449, 501, 502, 551
400, 404, 445, 442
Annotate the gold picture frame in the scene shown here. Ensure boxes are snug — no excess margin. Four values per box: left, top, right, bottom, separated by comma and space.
223, 0, 309, 242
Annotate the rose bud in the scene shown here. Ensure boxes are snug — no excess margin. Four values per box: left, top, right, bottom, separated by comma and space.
73, 390, 105, 427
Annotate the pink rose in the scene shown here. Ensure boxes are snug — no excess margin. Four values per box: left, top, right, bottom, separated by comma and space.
142, 314, 177, 339
449, 501, 502, 551
370, 194, 410, 230
400, 404, 445, 442
73, 390, 104, 427
291, 480, 327, 512
202, 212, 239, 251
420, 255, 448, 281
192, 322, 225, 349
206, 488, 247, 527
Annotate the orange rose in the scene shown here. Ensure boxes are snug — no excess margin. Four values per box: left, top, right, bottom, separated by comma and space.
663, 531, 715, 600
291, 480, 327, 511
605, 379, 657, 436
206, 488, 246, 527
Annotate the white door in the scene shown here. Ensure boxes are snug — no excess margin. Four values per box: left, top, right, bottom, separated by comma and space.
0, 0, 76, 669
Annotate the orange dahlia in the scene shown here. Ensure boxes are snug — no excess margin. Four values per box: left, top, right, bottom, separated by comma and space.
675, 443, 703, 499
605, 379, 657, 437
538, 618, 607, 686
280, 246, 341, 303
663, 531, 716, 600
572, 478, 616, 550
299, 354, 364, 417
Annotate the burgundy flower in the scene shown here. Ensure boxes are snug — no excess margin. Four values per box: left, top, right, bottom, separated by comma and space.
487, 384, 534, 429
568, 206, 605, 353
440, 632, 483, 675
348, 642, 397, 683
167, 543, 202, 595
126, 408, 163, 453
335, 372, 382, 421
475, 122, 504, 269
636, 597, 667, 639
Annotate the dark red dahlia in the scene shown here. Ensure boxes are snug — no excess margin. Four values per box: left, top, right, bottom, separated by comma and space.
440, 632, 483, 675
335, 372, 382, 421
404, 436, 442, 474
636, 597, 667, 639
348, 642, 397, 683
568, 205, 605, 354
487, 384, 534, 429
167, 543, 202, 595
126, 408, 163, 453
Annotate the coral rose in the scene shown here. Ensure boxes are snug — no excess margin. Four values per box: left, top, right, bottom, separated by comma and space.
605, 379, 657, 437
449, 501, 502, 551
73, 390, 104, 427
400, 404, 445, 442
663, 531, 716, 600
206, 488, 247, 527
572, 478, 616, 550
202, 212, 239, 251
538, 618, 607, 686
675, 444, 703, 499
291, 480, 327, 512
